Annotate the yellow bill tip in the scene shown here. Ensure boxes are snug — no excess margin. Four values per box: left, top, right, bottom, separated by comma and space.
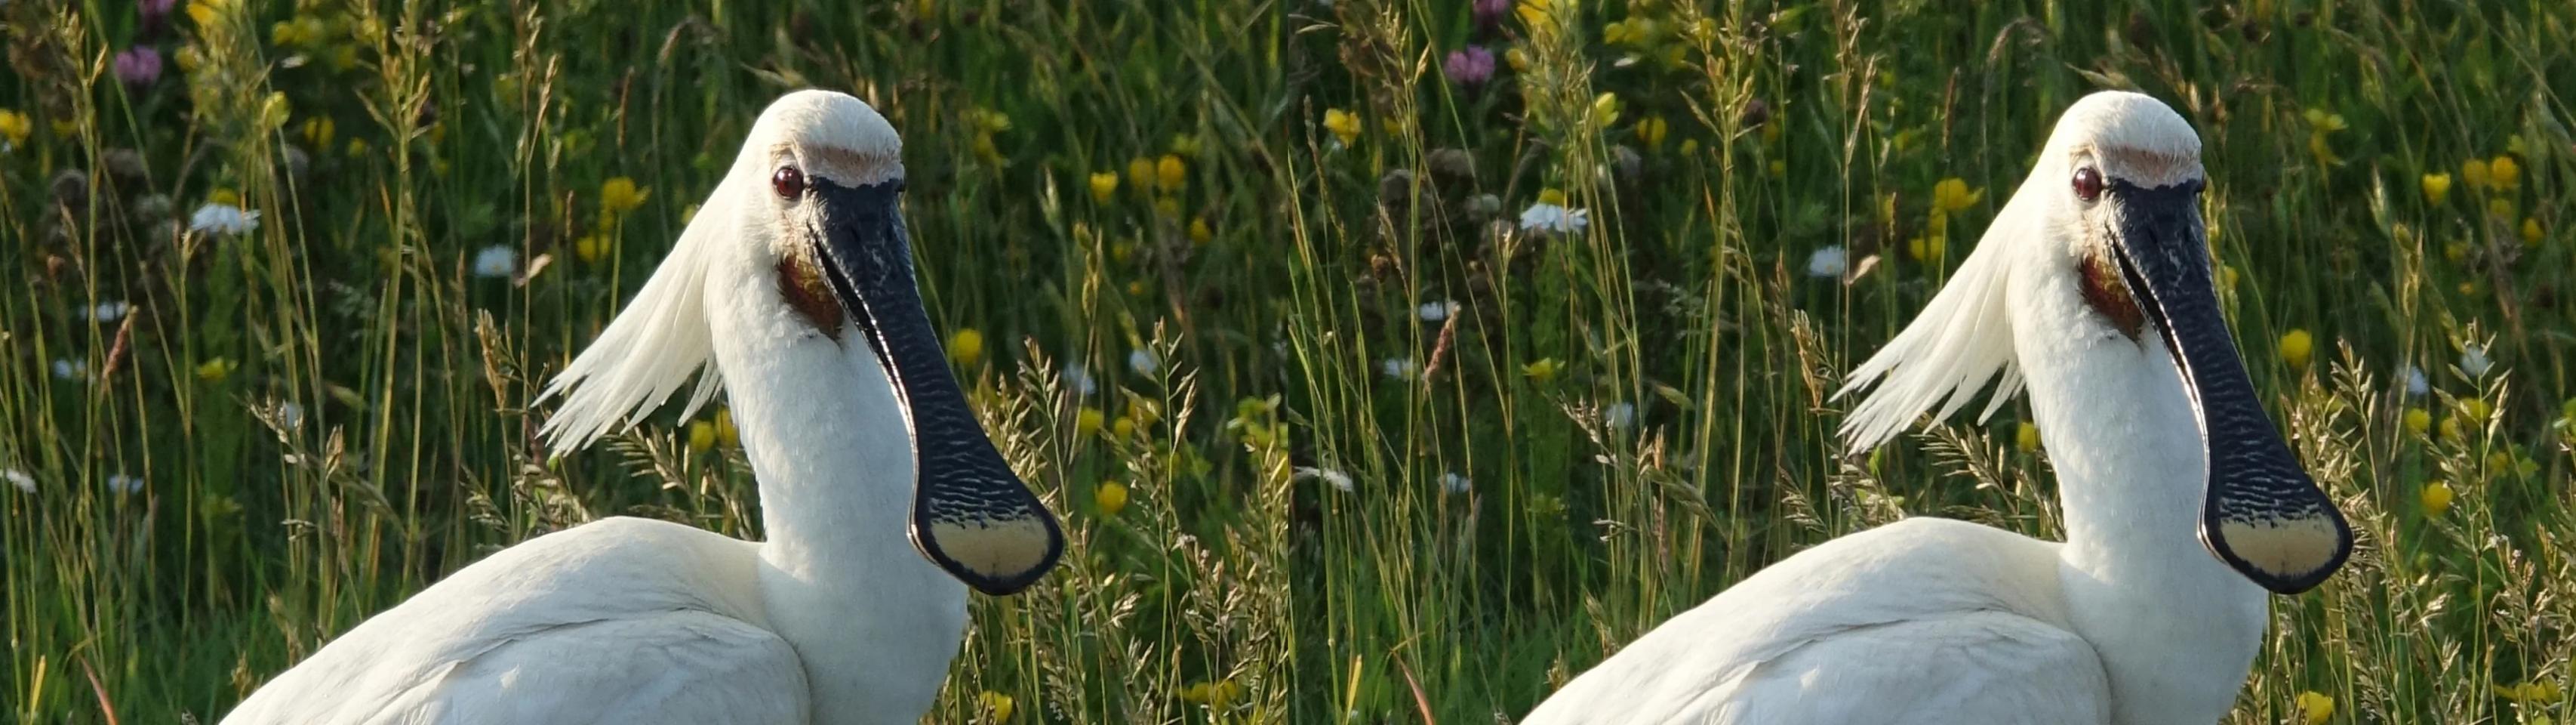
915, 514, 1063, 596
2204, 512, 2352, 594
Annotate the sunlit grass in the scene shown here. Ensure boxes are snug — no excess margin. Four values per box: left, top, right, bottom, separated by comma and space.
5, 0, 2571, 723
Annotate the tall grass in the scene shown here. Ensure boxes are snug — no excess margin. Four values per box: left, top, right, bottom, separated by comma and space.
4, 1, 2571, 723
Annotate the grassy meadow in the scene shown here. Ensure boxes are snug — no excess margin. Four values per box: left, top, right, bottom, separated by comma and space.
5, 0, 2575, 722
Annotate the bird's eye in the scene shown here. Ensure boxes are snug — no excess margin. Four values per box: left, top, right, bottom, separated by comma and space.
2072, 166, 2104, 202
772, 166, 806, 199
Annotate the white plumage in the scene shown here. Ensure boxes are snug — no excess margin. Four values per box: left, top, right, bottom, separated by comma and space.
1523, 91, 2347, 725
224, 90, 1060, 725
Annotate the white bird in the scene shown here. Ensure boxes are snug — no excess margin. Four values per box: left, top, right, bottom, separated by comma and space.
223, 90, 1065, 725
1521, 91, 2352, 724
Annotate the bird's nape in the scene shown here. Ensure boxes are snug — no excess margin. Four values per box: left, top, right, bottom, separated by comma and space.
805, 175, 1066, 596
2097, 177, 2352, 594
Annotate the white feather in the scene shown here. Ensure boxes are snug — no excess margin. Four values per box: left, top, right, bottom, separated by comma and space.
534, 184, 732, 458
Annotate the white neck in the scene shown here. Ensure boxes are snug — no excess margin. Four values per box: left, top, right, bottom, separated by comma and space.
706, 267, 967, 724
2011, 273, 2267, 724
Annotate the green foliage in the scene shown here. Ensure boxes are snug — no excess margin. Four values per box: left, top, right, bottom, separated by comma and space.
2, 0, 2572, 723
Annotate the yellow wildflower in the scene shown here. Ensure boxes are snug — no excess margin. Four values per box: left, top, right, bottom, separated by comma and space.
1095, 481, 1128, 517
175, 46, 202, 73
977, 690, 1015, 720
1635, 116, 1668, 150
2278, 329, 2313, 369
2402, 408, 2430, 436
1589, 92, 1621, 129
1180, 678, 1242, 706
2421, 172, 2451, 205
2488, 198, 2514, 221
2461, 398, 2493, 424
2439, 415, 2464, 440
2501, 678, 2562, 703
969, 108, 1011, 134
1111, 416, 1135, 440
574, 235, 609, 263
1170, 134, 1202, 157
1126, 156, 1157, 192
947, 329, 984, 366
714, 409, 737, 446
1907, 235, 1944, 262
1522, 357, 1562, 383
0, 109, 28, 148
1156, 154, 1186, 190
2303, 109, 2347, 133
1127, 279, 1150, 297
185, 0, 222, 27
2463, 159, 2491, 190
600, 177, 649, 215
1189, 218, 1213, 245
1602, 19, 1633, 45
1076, 406, 1106, 437
1504, 47, 1530, 72
1932, 177, 1984, 213
688, 421, 716, 452
2421, 481, 2454, 517
2016, 421, 2041, 452
1322, 109, 1362, 146
2490, 155, 2520, 190
346, 137, 369, 157
1088, 171, 1119, 203
1768, 159, 1785, 177
2295, 690, 2334, 725
1679, 138, 1700, 156
2522, 218, 2543, 246
301, 117, 334, 149
195, 357, 239, 382
258, 92, 291, 132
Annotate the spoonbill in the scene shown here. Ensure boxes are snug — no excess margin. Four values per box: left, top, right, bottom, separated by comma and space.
223, 90, 1064, 724
1522, 91, 2351, 723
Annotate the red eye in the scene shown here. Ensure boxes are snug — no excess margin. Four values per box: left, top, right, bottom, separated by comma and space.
2072, 166, 2104, 202
772, 166, 806, 199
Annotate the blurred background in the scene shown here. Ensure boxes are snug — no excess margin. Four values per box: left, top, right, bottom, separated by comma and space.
2, 0, 2571, 723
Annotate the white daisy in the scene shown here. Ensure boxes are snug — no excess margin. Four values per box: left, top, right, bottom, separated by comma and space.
188, 203, 260, 236
1605, 402, 1636, 430
1062, 363, 1097, 396
106, 474, 143, 495
2458, 345, 2491, 378
1805, 245, 1848, 279
472, 245, 519, 279
1439, 471, 1472, 495
4, 469, 34, 494
1417, 300, 1460, 322
2402, 365, 2429, 397
1127, 349, 1159, 376
51, 358, 85, 381
1294, 466, 1356, 492
1380, 356, 1418, 380
87, 301, 132, 322
1517, 202, 1589, 234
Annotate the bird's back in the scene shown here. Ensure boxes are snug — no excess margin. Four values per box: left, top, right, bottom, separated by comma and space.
222, 517, 807, 725
1523, 517, 2112, 725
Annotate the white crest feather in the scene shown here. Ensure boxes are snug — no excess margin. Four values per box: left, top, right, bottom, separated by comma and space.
534, 187, 731, 458
1834, 206, 2027, 453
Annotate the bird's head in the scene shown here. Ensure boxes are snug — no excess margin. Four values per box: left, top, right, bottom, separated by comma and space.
538, 90, 1063, 596
1841, 91, 2350, 594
